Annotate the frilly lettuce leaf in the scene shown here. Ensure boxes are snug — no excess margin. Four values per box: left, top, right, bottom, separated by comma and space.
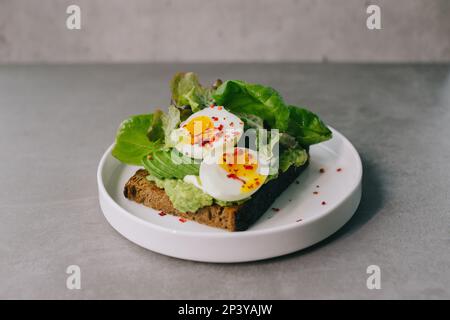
161, 105, 181, 148
112, 114, 162, 165
279, 147, 308, 172
170, 72, 214, 112
147, 109, 164, 142
279, 132, 298, 148
266, 146, 309, 182
236, 112, 264, 130
112, 72, 331, 177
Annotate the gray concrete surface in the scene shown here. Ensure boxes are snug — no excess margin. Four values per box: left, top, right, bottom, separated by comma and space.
0, 63, 449, 299
0, 0, 449, 63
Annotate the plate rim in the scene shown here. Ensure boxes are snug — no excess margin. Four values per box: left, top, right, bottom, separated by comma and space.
97, 126, 362, 239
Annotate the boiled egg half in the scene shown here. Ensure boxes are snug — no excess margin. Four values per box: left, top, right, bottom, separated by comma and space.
184, 147, 270, 201
171, 105, 244, 159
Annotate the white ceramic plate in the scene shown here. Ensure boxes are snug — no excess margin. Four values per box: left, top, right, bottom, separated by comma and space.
97, 127, 362, 263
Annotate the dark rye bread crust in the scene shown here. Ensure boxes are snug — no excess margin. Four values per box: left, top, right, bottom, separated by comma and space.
124, 162, 308, 231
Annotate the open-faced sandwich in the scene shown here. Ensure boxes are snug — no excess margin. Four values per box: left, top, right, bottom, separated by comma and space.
112, 72, 332, 231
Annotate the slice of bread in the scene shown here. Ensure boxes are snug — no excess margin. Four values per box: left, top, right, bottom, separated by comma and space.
124, 162, 308, 231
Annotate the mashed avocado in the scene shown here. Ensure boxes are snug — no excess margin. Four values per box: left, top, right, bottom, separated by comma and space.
147, 175, 213, 213
146, 175, 247, 212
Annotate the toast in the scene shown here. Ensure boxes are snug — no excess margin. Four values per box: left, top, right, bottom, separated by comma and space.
124, 160, 308, 231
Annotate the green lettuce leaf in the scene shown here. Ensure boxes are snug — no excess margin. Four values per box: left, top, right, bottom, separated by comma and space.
147, 109, 164, 142
266, 147, 309, 182
287, 105, 332, 146
279, 132, 298, 148
213, 80, 290, 131
213, 80, 332, 147
170, 72, 214, 112
279, 147, 308, 172
161, 105, 181, 148
112, 114, 162, 165
236, 112, 264, 130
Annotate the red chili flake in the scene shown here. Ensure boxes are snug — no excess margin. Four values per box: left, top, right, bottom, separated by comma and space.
244, 165, 254, 170
227, 163, 233, 167
272, 208, 280, 212
230, 122, 234, 127
313, 191, 319, 195
158, 211, 166, 216
179, 218, 187, 223
337, 168, 342, 172
227, 173, 245, 184
296, 219, 303, 222
217, 124, 224, 131
255, 181, 260, 186
319, 168, 325, 173
201, 140, 211, 146
321, 201, 327, 205
212, 116, 219, 121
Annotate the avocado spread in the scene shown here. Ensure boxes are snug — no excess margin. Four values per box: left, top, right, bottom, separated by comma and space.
146, 175, 248, 212
147, 175, 213, 212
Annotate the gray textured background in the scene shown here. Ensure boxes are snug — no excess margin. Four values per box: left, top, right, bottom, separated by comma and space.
1, 0, 450, 300
1, 63, 449, 299
0, 0, 449, 63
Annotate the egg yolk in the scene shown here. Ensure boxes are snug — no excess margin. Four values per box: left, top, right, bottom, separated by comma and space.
220, 149, 267, 193
183, 116, 214, 144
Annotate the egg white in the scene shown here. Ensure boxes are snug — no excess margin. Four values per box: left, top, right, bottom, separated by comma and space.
171, 106, 244, 159
198, 148, 269, 202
